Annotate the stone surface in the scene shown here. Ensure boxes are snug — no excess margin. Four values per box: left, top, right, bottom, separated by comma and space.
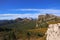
46, 23, 60, 40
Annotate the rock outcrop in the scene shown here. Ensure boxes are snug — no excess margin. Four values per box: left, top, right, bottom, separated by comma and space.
46, 23, 60, 40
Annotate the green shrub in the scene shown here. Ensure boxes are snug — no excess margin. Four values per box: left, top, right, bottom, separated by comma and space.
37, 33, 44, 37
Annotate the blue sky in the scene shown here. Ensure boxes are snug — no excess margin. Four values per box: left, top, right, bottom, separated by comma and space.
0, 0, 60, 20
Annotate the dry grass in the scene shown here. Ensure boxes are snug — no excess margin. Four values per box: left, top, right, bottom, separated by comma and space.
28, 28, 47, 34
47, 21, 60, 24
25, 28, 47, 40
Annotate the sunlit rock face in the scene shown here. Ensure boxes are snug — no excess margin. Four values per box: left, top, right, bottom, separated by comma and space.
46, 23, 60, 40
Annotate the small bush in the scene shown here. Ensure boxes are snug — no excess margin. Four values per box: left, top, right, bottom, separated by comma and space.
37, 33, 44, 37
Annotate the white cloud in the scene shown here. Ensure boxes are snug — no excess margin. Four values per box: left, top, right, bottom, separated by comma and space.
10, 9, 41, 11
10, 9, 60, 13
10, 9, 60, 15
39, 9, 60, 14
0, 13, 40, 20
1, 9, 60, 20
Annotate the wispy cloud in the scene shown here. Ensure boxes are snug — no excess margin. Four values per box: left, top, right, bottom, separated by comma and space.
9, 9, 60, 15
10, 9, 41, 11
10, 9, 60, 13
0, 9, 60, 20
0, 13, 40, 20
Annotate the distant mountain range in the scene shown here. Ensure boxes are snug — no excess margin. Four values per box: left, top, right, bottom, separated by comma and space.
0, 14, 60, 31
